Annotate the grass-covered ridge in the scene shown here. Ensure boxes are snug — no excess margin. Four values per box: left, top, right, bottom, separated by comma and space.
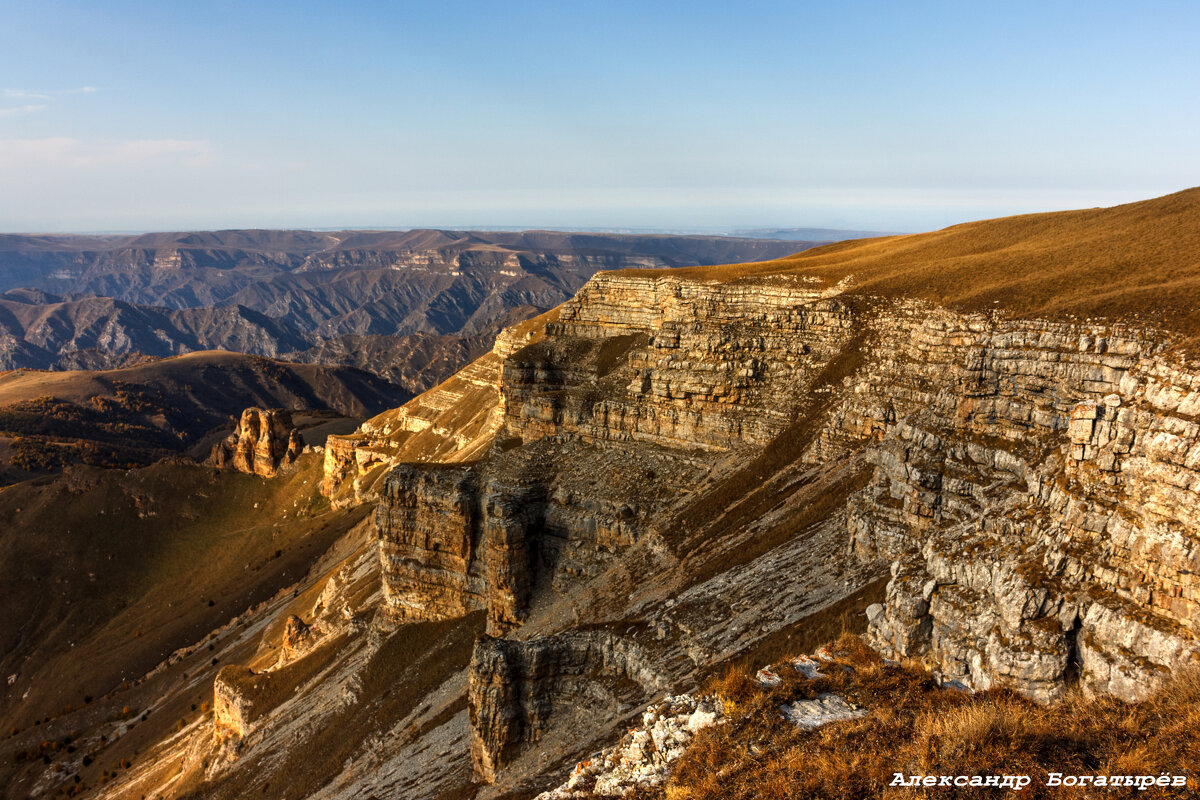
635, 187, 1200, 344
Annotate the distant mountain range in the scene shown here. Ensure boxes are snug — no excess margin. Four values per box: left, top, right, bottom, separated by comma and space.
0, 229, 811, 393
729, 227, 900, 241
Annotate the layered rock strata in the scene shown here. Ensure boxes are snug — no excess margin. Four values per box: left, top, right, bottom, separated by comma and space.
321, 312, 554, 508
321, 270, 1198, 793
211, 407, 303, 477
367, 275, 856, 636
824, 303, 1200, 701
504, 274, 854, 449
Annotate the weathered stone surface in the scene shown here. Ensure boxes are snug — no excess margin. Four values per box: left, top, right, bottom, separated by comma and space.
212, 667, 254, 748
504, 274, 854, 449
211, 407, 302, 477
534, 694, 720, 798
369, 275, 856, 640
826, 303, 1200, 702
280, 615, 313, 662
321, 314, 558, 508
468, 632, 672, 783
375, 464, 487, 623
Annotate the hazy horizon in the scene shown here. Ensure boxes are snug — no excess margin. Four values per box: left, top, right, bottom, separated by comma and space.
0, 223, 906, 238
3, 1, 1197, 233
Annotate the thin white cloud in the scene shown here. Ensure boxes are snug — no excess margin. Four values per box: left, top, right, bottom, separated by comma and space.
0, 104, 47, 117
2, 88, 51, 100
2, 86, 100, 100
0, 137, 215, 169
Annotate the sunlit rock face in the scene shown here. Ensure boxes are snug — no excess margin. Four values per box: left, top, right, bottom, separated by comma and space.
831, 303, 1200, 702
366, 271, 1199, 709
312, 265, 1200, 795
370, 274, 857, 636
211, 407, 303, 477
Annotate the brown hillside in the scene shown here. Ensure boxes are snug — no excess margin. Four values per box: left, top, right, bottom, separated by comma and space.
0, 351, 410, 484
648, 187, 1200, 341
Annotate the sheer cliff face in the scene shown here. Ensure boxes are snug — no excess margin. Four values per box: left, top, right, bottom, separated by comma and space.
502, 275, 854, 449
836, 304, 1200, 702
364, 274, 857, 637
347, 270, 1199, 717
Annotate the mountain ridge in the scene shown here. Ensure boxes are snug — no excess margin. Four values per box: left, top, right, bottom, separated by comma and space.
4, 191, 1200, 798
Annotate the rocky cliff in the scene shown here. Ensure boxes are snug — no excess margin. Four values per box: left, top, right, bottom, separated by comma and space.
468, 632, 672, 782
211, 407, 304, 477
46, 191, 1200, 800
347, 274, 859, 642
320, 311, 552, 509
841, 304, 1200, 701
341, 266, 1199, 788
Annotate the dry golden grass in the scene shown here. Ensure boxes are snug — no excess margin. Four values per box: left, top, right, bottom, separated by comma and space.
630, 635, 1200, 799
635, 187, 1200, 344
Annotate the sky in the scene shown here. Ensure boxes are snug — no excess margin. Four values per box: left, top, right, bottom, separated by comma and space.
1, 0, 1198, 233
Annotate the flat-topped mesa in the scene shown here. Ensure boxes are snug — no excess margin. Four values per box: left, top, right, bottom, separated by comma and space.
373, 272, 857, 634
210, 407, 302, 477
835, 302, 1200, 702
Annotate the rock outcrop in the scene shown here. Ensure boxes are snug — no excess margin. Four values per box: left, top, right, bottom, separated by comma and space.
212, 667, 255, 747
503, 274, 853, 449
534, 694, 723, 799
468, 632, 672, 783
321, 312, 552, 508
211, 407, 303, 477
332, 268, 1200, 792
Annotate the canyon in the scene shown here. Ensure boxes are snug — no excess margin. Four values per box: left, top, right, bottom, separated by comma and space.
2, 190, 1199, 798
0, 230, 805, 395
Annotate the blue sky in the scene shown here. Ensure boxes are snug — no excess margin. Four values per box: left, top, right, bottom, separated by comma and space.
1, 0, 1197, 233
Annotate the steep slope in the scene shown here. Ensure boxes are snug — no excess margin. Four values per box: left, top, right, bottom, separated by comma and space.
12, 190, 1200, 800
0, 456, 379, 798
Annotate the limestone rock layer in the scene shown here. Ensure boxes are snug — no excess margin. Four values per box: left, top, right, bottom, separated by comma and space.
341, 271, 1200, 713
360, 274, 855, 636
